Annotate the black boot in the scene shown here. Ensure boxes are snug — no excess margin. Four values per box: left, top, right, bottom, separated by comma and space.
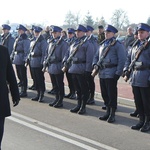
140, 116, 150, 132
53, 99, 63, 108
99, 107, 110, 121
49, 94, 59, 107
53, 94, 63, 108
38, 91, 44, 102
69, 93, 76, 99
131, 116, 145, 130
78, 100, 86, 115
64, 93, 72, 98
70, 99, 81, 113
31, 91, 40, 101
107, 107, 116, 123
20, 86, 27, 97
130, 109, 139, 117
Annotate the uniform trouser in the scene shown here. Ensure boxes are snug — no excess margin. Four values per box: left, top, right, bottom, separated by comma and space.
53, 73, 64, 100
15, 65, 21, 82
66, 72, 75, 94
29, 63, 35, 85
31, 67, 45, 92
100, 78, 118, 109
0, 117, 5, 150
49, 73, 57, 92
132, 86, 150, 116
72, 74, 89, 104
85, 72, 95, 99
15, 65, 27, 91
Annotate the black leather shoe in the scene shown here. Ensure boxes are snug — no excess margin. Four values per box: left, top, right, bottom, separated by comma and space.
140, 122, 150, 132
20, 92, 27, 97
29, 85, 36, 90
131, 122, 144, 130
87, 99, 95, 105
53, 102, 63, 108
48, 90, 57, 95
69, 94, 76, 99
49, 100, 58, 107
78, 108, 86, 115
107, 115, 115, 123
130, 110, 139, 117
64, 93, 72, 98
70, 106, 80, 113
102, 106, 106, 110
31, 96, 39, 101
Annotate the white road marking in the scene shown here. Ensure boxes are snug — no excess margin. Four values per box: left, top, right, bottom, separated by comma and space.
8, 112, 118, 150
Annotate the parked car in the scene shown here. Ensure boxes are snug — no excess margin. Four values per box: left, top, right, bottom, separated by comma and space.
117, 35, 125, 44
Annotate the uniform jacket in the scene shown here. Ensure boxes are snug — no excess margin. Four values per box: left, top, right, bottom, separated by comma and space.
93, 38, 126, 78
29, 35, 48, 68
64, 36, 94, 74
1, 33, 15, 55
124, 39, 150, 87
47, 37, 69, 74
0, 45, 20, 117
13, 33, 30, 65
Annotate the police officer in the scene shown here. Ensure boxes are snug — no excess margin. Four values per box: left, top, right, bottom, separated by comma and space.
124, 23, 150, 132
93, 24, 126, 123
28, 26, 48, 102
63, 24, 94, 114
1, 24, 15, 55
86, 25, 98, 105
97, 25, 105, 44
47, 26, 68, 108
64, 28, 77, 99
28, 25, 36, 90
11, 24, 30, 97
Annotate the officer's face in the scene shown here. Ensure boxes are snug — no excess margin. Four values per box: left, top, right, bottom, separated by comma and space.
52, 32, 61, 39
34, 31, 40, 37
68, 33, 74, 38
2, 29, 9, 34
86, 31, 92, 36
138, 30, 149, 41
76, 31, 85, 38
104, 31, 115, 39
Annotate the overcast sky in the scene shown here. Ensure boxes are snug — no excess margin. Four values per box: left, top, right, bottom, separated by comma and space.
0, 0, 149, 27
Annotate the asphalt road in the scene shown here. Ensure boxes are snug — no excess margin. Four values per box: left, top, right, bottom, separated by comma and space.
2, 90, 150, 150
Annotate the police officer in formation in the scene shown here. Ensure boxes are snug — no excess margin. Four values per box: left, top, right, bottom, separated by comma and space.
63, 24, 94, 114
1, 24, 15, 55
93, 24, 126, 123
64, 28, 77, 99
29, 26, 48, 102
28, 25, 36, 90
11, 24, 30, 97
124, 23, 150, 132
85, 25, 99, 105
47, 26, 69, 108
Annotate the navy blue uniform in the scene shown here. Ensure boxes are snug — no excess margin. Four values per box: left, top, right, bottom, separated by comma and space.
30, 35, 48, 101
12, 33, 30, 97
47, 36, 68, 107
1, 33, 15, 55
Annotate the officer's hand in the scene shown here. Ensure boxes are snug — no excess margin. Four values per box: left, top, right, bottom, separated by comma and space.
114, 74, 120, 81
93, 65, 99, 70
13, 99, 20, 107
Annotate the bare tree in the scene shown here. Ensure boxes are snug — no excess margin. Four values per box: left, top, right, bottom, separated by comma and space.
64, 11, 76, 28
111, 9, 129, 30
147, 17, 150, 26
